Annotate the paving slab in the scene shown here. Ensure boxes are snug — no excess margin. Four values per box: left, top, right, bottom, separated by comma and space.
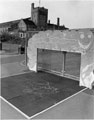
33, 88, 94, 119
0, 98, 27, 120
1, 71, 85, 117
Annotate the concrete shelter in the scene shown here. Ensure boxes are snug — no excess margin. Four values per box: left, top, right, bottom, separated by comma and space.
27, 29, 94, 89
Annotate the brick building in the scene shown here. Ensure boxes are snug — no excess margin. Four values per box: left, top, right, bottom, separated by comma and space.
0, 3, 68, 39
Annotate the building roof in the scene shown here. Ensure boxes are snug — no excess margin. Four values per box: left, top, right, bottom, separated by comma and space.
0, 17, 32, 28
47, 23, 68, 30
0, 19, 20, 28
23, 18, 37, 28
0, 17, 37, 32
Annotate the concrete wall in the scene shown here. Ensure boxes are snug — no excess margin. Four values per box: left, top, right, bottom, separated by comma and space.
27, 30, 94, 89
2, 42, 19, 53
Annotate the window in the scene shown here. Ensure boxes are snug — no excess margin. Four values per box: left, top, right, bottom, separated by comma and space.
19, 33, 23, 38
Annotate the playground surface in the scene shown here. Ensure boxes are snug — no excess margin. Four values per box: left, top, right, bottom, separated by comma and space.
0, 45, 94, 119
1, 71, 85, 118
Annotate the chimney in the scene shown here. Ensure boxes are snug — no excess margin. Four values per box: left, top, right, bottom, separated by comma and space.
31, 3, 34, 20
57, 17, 60, 27
32, 3, 34, 9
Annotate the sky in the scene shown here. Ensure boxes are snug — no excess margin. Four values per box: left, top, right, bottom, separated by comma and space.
0, 0, 94, 29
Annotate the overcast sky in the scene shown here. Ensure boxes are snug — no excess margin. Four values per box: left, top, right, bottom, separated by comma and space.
0, 0, 94, 29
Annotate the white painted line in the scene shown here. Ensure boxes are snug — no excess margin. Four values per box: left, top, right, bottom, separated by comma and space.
1, 70, 32, 79
0, 96, 30, 119
1, 54, 22, 58
29, 87, 87, 119
0, 87, 87, 119
0, 70, 87, 119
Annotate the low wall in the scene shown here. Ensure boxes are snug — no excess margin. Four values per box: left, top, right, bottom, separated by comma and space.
2, 42, 19, 52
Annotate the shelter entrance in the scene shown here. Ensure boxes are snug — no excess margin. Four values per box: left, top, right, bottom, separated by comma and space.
37, 48, 81, 80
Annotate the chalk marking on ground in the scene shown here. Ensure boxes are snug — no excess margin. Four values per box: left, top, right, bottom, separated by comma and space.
20, 60, 26, 67
1, 70, 87, 119
29, 87, 87, 119
0, 96, 30, 119
0, 84, 87, 119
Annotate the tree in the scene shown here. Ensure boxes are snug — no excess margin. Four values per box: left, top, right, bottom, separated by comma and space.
0, 32, 23, 45
0, 32, 11, 42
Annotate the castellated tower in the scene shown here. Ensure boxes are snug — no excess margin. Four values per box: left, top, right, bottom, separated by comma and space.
31, 3, 48, 29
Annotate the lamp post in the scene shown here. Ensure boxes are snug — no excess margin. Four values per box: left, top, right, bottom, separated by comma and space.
25, 31, 28, 66
0, 40, 2, 50
62, 51, 67, 75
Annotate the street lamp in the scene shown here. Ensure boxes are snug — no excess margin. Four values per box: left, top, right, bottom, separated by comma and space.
0, 37, 2, 50
62, 51, 67, 75
25, 31, 28, 66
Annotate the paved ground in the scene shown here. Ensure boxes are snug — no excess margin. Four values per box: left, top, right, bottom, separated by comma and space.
1, 71, 85, 117
0, 51, 94, 119
34, 88, 94, 119
1, 88, 94, 120
0, 98, 27, 119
